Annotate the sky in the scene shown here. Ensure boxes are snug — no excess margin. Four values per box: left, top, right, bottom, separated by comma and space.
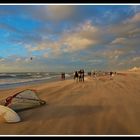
0, 4, 140, 72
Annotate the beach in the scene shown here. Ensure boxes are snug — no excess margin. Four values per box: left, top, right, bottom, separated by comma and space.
0, 71, 140, 135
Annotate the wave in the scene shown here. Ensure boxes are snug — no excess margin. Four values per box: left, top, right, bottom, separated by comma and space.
31, 75, 43, 78
65, 74, 71, 77
0, 74, 16, 78
10, 74, 17, 77
0, 72, 72, 87
0, 75, 60, 86
0, 73, 7, 76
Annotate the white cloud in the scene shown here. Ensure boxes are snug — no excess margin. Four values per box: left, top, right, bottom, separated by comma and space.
63, 36, 96, 52
87, 59, 102, 63
27, 20, 101, 57
103, 50, 124, 60
110, 36, 140, 48
111, 37, 126, 45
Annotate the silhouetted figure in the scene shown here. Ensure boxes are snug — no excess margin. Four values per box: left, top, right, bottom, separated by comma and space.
110, 71, 113, 79
74, 71, 78, 82
93, 71, 96, 79
81, 69, 84, 82
78, 69, 84, 82
78, 70, 82, 82
63, 72, 65, 80
61, 72, 65, 80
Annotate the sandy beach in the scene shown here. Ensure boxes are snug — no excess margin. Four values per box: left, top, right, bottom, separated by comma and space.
0, 71, 140, 135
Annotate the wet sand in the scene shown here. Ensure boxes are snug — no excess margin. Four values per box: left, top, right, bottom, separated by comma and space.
0, 72, 140, 135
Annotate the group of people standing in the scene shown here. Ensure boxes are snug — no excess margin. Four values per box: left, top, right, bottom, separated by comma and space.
61, 70, 114, 82
89, 71, 115, 80
74, 69, 85, 82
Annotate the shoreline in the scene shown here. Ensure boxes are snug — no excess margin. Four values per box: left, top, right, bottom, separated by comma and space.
0, 76, 72, 90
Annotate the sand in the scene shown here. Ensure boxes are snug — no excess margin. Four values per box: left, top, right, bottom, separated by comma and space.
0, 72, 140, 135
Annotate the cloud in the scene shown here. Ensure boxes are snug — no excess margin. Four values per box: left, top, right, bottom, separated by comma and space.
63, 37, 94, 52
15, 57, 31, 63
107, 11, 140, 57
0, 55, 47, 72
127, 12, 140, 23
128, 28, 140, 37
111, 37, 126, 45
108, 12, 140, 38
29, 5, 77, 22
0, 58, 5, 63
47, 5, 76, 21
132, 56, 140, 62
28, 20, 102, 57
87, 59, 102, 63
102, 49, 124, 60
110, 36, 140, 49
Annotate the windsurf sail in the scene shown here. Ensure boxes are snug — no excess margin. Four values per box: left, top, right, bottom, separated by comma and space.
4, 89, 46, 111
0, 105, 21, 123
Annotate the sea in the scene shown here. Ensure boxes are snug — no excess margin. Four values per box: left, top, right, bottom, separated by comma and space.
0, 72, 72, 90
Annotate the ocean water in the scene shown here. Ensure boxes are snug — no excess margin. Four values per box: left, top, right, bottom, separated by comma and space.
0, 72, 71, 89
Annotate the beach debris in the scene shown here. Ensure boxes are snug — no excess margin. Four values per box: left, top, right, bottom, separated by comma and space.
4, 89, 46, 111
0, 105, 21, 123
0, 89, 46, 123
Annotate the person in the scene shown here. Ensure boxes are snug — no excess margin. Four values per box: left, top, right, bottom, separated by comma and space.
61, 72, 65, 80
110, 71, 113, 80
63, 72, 65, 80
78, 70, 82, 82
81, 69, 84, 82
93, 71, 96, 80
74, 71, 78, 82
61, 73, 64, 80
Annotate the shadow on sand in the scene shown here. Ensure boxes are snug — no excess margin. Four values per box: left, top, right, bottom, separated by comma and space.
19, 104, 110, 121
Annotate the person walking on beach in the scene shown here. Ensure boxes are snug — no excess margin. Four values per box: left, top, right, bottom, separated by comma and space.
61, 72, 65, 80
110, 71, 113, 80
93, 71, 97, 80
78, 70, 82, 82
74, 71, 78, 82
63, 72, 65, 80
78, 69, 84, 82
81, 69, 84, 82
61, 73, 63, 80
